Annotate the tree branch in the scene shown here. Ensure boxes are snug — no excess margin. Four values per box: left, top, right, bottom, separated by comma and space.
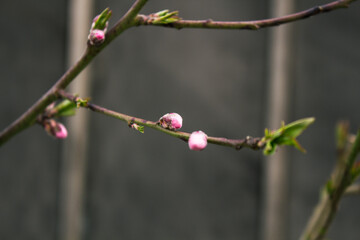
300, 127, 360, 240
57, 90, 264, 151
0, 0, 148, 147
135, 0, 358, 30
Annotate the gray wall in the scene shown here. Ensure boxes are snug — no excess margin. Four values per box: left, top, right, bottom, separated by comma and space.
0, 0, 359, 239
0, 0, 66, 239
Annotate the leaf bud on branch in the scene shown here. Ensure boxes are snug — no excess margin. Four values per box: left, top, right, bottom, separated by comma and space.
88, 8, 112, 46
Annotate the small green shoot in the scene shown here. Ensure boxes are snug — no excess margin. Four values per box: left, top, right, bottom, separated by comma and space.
261, 117, 315, 155
152, 10, 181, 24
53, 99, 77, 117
93, 8, 112, 30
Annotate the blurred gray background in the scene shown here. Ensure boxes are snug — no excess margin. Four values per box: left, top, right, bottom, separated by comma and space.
0, 0, 359, 239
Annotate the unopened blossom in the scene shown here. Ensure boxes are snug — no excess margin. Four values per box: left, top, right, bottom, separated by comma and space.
44, 120, 68, 139
88, 29, 105, 45
88, 10, 110, 46
159, 113, 183, 130
54, 123, 68, 139
188, 131, 208, 151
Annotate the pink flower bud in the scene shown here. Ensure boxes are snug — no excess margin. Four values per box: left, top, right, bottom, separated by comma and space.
43, 120, 68, 139
54, 123, 68, 139
88, 29, 105, 45
188, 131, 208, 151
159, 113, 183, 130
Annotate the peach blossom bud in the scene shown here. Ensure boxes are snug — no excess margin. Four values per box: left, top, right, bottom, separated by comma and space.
88, 29, 105, 45
43, 120, 68, 139
54, 123, 68, 139
159, 113, 183, 130
188, 131, 208, 151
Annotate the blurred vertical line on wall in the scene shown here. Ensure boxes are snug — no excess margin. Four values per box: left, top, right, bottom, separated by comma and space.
261, 0, 295, 240
58, 0, 93, 240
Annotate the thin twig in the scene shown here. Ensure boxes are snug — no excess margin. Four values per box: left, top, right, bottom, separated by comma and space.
135, 0, 358, 30
0, 0, 148, 147
57, 90, 264, 151
345, 184, 360, 195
